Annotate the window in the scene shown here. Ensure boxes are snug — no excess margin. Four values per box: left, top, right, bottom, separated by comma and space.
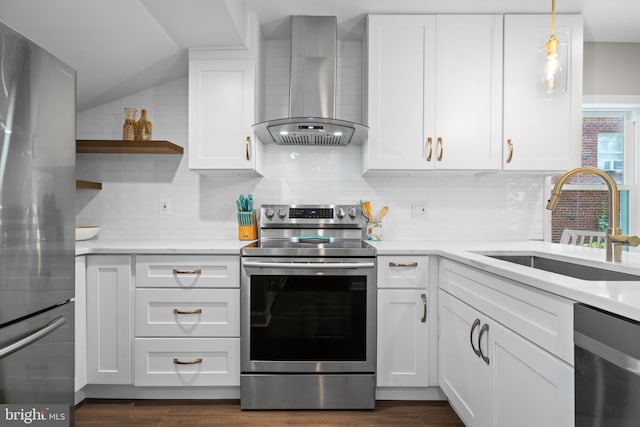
546, 106, 638, 245
583, 112, 628, 185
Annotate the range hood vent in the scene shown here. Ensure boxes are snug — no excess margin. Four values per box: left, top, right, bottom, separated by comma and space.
253, 16, 368, 146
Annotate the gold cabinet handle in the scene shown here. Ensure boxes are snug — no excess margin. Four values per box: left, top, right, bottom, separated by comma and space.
437, 137, 443, 161
173, 357, 203, 365
388, 262, 418, 267
421, 293, 427, 323
172, 268, 202, 275
173, 308, 203, 315
245, 136, 251, 161
426, 137, 433, 162
506, 139, 514, 164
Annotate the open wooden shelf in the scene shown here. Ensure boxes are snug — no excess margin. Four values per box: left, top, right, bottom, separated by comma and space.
76, 180, 102, 190
76, 140, 184, 155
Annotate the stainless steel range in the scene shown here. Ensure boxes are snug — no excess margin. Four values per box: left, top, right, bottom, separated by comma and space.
240, 204, 376, 409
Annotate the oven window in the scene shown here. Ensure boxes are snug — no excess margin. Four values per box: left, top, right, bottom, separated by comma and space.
250, 275, 367, 361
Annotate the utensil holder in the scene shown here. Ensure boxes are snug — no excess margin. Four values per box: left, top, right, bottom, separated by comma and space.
366, 221, 383, 241
238, 210, 257, 240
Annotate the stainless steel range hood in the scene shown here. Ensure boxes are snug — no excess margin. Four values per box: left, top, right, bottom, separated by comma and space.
253, 16, 368, 146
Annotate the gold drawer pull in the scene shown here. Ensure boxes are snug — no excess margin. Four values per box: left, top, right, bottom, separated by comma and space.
506, 138, 514, 164
388, 262, 418, 268
173, 308, 203, 315
426, 137, 433, 162
172, 268, 202, 275
246, 136, 252, 161
437, 137, 443, 161
173, 357, 203, 365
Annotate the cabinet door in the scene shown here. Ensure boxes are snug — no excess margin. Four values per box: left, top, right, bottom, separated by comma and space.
490, 320, 574, 427
74, 256, 87, 393
86, 255, 132, 385
503, 14, 583, 171
434, 15, 502, 170
366, 15, 435, 171
438, 290, 490, 427
188, 59, 260, 173
365, 15, 502, 173
440, 289, 574, 427
377, 289, 429, 387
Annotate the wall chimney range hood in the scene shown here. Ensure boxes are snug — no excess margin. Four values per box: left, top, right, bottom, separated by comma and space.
253, 16, 368, 146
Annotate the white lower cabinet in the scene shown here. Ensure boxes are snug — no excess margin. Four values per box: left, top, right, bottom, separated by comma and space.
134, 338, 239, 387
438, 290, 489, 425
438, 260, 574, 427
135, 288, 239, 337
133, 255, 240, 388
75, 256, 87, 393
377, 289, 429, 387
86, 255, 133, 385
377, 256, 431, 388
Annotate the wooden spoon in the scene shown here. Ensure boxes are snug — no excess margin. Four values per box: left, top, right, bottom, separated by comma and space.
378, 205, 389, 222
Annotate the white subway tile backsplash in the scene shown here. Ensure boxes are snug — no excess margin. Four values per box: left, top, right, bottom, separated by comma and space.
76, 43, 546, 242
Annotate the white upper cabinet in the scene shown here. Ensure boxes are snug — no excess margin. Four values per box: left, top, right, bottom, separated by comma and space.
364, 14, 503, 173
187, 15, 263, 175
503, 14, 583, 171
189, 58, 261, 174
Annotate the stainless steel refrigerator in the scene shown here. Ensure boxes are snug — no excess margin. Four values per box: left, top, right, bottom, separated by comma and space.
0, 18, 76, 419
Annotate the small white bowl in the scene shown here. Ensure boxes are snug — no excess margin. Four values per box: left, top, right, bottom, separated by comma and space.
75, 226, 100, 241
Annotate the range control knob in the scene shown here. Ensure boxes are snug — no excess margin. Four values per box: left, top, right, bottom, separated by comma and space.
336, 208, 346, 219
277, 208, 287, 219
348, 207, 357, 219
265, 208, 275, 219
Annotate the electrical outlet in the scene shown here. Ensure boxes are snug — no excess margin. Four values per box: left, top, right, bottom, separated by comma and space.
412, 202, 428, 219
160, 198, 172, 215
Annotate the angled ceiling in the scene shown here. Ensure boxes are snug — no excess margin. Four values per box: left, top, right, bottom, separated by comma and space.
0, 0, 639, 112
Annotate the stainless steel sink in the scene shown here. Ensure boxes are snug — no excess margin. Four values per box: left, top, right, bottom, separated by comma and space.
486, 254, 640, 281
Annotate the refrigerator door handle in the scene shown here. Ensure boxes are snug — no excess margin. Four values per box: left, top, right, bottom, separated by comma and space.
0, 316, 66, 359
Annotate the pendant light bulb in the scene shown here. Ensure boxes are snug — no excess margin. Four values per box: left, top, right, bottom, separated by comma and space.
544, 36, 561, 93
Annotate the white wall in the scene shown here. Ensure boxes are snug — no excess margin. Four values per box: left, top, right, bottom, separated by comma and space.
584, 42, 640, 95
76, 41, 546, 241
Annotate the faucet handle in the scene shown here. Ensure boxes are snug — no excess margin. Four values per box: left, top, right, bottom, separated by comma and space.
610, 234, 640, 247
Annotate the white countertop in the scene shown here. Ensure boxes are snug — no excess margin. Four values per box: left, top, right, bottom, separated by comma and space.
75, 239, 250, 256
369, 240, 640, 322
76, 238, 640, 322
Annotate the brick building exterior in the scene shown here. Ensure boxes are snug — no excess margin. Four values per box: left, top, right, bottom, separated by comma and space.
550, 116, 623, 243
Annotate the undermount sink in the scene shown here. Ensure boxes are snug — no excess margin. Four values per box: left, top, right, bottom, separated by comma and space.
484, 254, 640, 281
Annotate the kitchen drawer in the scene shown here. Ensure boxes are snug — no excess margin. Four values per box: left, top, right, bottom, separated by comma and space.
377, 256, 429, 288
135, 289, 239, 337
134, 338, 240, 386
439, 259, 574, 364
135, 255, 239, 288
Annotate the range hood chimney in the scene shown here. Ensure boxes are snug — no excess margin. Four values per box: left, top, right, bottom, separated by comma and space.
253, 16, 368, 146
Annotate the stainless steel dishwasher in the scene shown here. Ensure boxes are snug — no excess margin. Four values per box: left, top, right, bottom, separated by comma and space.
575, 304, 640, 426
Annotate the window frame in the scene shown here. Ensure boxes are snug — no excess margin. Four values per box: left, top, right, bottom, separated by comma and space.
544, 97, 640, 244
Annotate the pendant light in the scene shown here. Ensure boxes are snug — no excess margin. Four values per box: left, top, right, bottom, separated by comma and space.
543, 0, 561, 93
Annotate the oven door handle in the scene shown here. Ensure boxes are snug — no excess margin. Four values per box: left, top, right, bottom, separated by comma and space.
242, 261, 375, 269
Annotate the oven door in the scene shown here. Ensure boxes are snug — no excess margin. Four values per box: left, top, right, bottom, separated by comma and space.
241, 257, 376, 374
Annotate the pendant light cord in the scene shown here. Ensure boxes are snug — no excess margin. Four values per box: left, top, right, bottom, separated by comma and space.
550, 0, 556, 37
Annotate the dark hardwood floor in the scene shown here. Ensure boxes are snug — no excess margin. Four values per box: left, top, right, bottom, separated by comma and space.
74, 399, 464, 426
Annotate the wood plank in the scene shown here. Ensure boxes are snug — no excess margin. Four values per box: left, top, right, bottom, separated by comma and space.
76, 180, 102, 190
76, 140, 184, 155
74, 399, 464, 426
